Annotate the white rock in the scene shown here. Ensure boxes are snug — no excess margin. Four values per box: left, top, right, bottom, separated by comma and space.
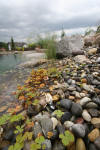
82, 110, 91, 122
80, 97, 91, 106
80, 93, 86, 98
51, 117, 58, 129
82, 84, 94, 92
64, 121, 74, 130
45, 93, 53, 104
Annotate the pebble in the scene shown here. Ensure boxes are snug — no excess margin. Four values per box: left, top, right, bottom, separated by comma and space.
41, 140, 51, 150
82, 84, 94, 92
61, 111, 72, 124
40, 117, 53, 137
88, 109, 99, 117
88, 128, 100, 142
60, 99, 72, 110
80, 97, 91, 106
82, 109, 91, 122
89, 143, 97, 150
51, 117, 58, 129
72, 124, 85, 138
91, 118, 100, 128
33, 122, 42, 138
86, 102, 98, 109
71, 103, 82, 116
53, 140, 65, 150
96, 57, 100, 63
64, 121, 74, 130
94, 136, 100, 149
76, 138, 86, 150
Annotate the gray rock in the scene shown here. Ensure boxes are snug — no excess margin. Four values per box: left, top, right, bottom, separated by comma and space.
57, 123, 65, 134
82, 109, 91, 122
33, 122, 42, 138
61, 111, 72, 124
71, 103, 82, 116
89, 143, 97, 150
96, 57, 100, 63
86, 102, 98, 109
56, 35, 84, 58
40, 118, 53, 137
42, 139, 52, 150
53, 141, 66, 150
88, 109, 99, 117
82, 84, 94, 92
60, 99, 72, 110
80, 97, 91, 106
94, 136, 100, 149
72, 124, 86, 137
64, 121, 74, 130
4, 129, 15, 141
92, 97, 100, 105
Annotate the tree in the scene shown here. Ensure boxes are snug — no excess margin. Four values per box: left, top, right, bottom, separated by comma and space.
96, 26, 100, 33
11, 37, 15, 50
61, 27, 66, 38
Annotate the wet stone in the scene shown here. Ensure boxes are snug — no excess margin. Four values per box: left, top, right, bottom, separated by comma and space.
60, 99, 72, 110
33, 122, 42, 138
71, 103, 82, 117
88, 109, 99, 117
61, 111, 72, 124
94, 136, 100, 149
72, 124, 86, 138
89, 143, 97, 150
40, 117, 53, 137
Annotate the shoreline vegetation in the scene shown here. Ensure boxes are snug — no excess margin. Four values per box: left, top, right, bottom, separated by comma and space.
0, 27, 100, 150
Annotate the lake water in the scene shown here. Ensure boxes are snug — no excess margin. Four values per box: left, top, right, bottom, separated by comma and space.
0, 53, 27, 74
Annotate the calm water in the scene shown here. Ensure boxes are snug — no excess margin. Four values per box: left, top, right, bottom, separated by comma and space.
0, 53, 26, 74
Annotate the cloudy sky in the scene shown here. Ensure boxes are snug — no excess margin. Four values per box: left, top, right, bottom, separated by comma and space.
0, 0, 100, 42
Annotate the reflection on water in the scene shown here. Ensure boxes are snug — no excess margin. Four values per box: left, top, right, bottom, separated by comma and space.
0, 54, 26, 74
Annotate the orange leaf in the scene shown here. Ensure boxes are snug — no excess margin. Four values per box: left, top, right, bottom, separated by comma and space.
19, 96, 25, 100
40, 83, 45, 88
47, 132, 53, 139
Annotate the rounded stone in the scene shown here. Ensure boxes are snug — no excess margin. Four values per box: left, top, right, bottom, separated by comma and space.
89, 143, 97, 150
88, 109, 99, 117
64, 121, 74, 130
42, 139, 52, 150
60, 99, 72, 110
88, 128, 100, 142
71, 103, 82, 116
80, 97, 91, 106
72, 124, 85, 138
86, 102, 98, 109
82, 110, 91, 122
76, 138, 86, 150
61, 111, 72, 124
94, 136, 100, 149
91, 118, 100, 128
51, 117, 58, 130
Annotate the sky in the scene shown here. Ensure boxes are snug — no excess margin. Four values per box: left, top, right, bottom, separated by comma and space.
0, 0, 100, 42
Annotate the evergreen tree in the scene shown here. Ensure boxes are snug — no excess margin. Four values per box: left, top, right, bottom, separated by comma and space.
11, 37, 15, 50
61, 27, 66, 38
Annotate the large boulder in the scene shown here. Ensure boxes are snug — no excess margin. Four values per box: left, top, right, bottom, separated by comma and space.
56, 35, 84, 58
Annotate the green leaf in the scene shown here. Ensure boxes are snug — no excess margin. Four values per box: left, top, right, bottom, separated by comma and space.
8, 145, 14, 150
54, 110, 64, 118
30, 143, 41, 150
35, 136, 45, 145
59, 130, 75, 147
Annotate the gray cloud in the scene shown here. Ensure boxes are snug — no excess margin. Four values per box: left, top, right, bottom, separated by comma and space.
0, 0, 100, 42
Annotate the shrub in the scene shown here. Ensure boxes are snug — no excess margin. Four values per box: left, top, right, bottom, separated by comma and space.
28, 43, 37, 49
45, 35, 57, 59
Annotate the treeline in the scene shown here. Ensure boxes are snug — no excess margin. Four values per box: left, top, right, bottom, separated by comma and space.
0, 42, 8, 50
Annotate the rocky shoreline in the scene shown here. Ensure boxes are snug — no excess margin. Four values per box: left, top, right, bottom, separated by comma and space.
0, 47, 100, 150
